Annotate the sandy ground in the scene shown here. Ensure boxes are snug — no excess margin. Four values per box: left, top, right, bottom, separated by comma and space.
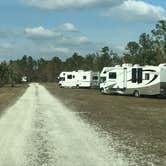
44, 83, 166, 166
0, 83, 132, 166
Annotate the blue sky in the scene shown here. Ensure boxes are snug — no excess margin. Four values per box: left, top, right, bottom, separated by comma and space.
0, 0, 166, 61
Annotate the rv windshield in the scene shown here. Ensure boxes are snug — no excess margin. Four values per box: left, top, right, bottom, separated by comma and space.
59, 77, 65, 81
100, 77, 106, 83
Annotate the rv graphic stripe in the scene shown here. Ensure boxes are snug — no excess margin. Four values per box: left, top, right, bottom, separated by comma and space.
143, 70, 156, 72
146, 75, 158, 85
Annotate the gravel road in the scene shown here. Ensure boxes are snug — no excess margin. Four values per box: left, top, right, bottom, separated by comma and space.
0, 83, 130, 166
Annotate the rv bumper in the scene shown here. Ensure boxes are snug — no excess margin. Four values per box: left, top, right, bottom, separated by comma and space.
160, 89, 166, 96
160, 83, 166, 96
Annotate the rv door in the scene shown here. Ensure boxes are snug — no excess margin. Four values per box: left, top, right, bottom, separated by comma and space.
65, 74, 75, 87
123, 68, 127, 89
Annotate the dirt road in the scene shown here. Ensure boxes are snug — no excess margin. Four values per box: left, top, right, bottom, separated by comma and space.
0, 83, 131, 166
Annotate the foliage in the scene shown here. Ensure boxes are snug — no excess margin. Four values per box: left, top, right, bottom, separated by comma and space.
125, 20, 166, 65
0, 20, 166, 85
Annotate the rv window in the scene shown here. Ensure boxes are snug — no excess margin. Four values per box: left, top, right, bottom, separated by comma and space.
109, 72, 117, 79
73, 75, 75, 79
63, 73, 65, 76
103, 71, 107, 74
145, 73, 150, 80
83, 76, 87, 80
93, 76, 98, 80
67, 75, 72, 79
59, 77, 65, 81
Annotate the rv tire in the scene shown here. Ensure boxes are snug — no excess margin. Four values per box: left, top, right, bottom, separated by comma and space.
76, 85, 79, 89
100, 88, 103, 92
133, 90, 140, 97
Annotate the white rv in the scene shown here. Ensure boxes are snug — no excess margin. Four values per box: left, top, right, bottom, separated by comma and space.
58, 70, 100, 88
100, 63, 166, 97
21, 76, 28, 83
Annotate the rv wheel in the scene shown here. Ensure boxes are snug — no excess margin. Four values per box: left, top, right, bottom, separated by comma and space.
76, 85, 79, 89
133, 90, 140, 97
59, 84, 62, 88
100, 88, 104, 93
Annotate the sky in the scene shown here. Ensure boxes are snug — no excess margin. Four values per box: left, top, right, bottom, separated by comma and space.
0, 0, 166, 61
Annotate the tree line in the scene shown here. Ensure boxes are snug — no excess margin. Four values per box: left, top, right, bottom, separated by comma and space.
0, 20, 165, 85
125, 20, 166, 65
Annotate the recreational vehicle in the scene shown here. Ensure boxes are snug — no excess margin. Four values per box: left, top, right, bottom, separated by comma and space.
100, 63, 166, 97
58, 70, 100, 88
21, 76, 28, 83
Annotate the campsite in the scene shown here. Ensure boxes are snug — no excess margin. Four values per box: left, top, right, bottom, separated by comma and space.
0, 0, 166, 165
44, 83, 166, 165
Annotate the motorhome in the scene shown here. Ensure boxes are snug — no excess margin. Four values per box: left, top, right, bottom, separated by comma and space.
58, 70, 100, 88
100, 63, 166, 97
21, 76, 28, 83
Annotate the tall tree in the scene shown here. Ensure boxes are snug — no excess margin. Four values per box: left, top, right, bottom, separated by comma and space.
125, 41, 140, 64
139, 33, 155, 65
94, 47, 112, 71
0, 62, 9, 86
83, 54, 96, 70
152, 20, 166, 62
64, 52, 84, 71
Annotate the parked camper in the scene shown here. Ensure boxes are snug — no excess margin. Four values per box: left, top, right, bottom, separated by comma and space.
21, 76, 28, 83
100, 63, 166, 97
58, 70, 100, 88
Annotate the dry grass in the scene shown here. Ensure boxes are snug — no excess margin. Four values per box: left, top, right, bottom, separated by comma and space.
44, 83, 166, 165
0, 84, 28, 113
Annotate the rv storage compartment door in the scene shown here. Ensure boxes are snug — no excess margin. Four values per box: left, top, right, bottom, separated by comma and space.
132, 68, 137, 83
160, 68, 166, 96
132, 68, 143, 83
138, 68, 143, 83
123, 68, 127, 88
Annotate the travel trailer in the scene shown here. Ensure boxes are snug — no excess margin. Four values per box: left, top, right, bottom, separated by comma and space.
58, 70, 100, 88
100, 63, 166, 97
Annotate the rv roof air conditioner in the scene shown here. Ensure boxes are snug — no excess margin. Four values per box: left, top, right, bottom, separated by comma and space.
159, 64, 166, 67
133, 64, 140, 67
103, 67, 112, 72
122, 63, 132, 68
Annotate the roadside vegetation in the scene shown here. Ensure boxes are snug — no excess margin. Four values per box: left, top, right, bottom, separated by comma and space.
0, 84, 28, 112
0, 20, 166, 86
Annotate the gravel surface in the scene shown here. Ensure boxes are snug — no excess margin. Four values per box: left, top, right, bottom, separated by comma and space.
0, 83, 131, 166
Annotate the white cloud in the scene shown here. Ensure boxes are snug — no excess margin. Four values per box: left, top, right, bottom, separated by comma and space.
0, 42, 14, 56
59, 23, 78, 32
0, 42, 13, 49
51, 47, 70, 54
38, 44, 72, 57
22, 0, 123, 10
0, 29, 18, 38
25, 26, 60, 39
116, 45, 125, 52
78, 36, 90, 44
24, 23, 78, 40
59, 36, 90, 46
103, 0, 166, 22
24, 24, 91, 55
